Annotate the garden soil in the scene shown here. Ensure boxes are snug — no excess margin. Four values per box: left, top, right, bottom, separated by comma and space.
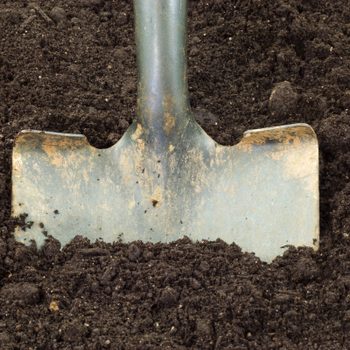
0, 0, 350, 349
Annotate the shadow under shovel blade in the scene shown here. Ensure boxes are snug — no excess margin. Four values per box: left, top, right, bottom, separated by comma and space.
12, 121, 318, 262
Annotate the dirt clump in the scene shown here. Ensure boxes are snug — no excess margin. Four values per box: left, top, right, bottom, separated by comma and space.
268, 81, 299, 118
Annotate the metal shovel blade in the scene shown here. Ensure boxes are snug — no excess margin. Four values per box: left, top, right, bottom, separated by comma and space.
11, 0, 319, 262
12, 121, 318, 262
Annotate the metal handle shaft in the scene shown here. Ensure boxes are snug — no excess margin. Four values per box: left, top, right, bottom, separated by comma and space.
134, 0, 191, 142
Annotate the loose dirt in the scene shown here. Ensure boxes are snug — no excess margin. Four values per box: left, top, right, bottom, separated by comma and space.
0, 0, 349, 349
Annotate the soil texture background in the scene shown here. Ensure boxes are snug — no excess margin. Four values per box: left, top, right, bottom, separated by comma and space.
0, 0, 350, 349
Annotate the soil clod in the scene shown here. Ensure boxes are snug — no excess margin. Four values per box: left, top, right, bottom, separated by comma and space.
269, 81, 298, 118
1, 282, 41, 305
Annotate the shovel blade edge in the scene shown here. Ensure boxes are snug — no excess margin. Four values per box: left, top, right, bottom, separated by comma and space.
12, 123, 318, 262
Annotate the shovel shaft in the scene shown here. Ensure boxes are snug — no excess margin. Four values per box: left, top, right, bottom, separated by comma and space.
134, 0, 191, 142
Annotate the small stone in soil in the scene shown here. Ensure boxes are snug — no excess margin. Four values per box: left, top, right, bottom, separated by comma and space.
71, 17, 80, 26
50, 7, 66, 23
269, 81, 298, 118
49, 300, 59, 312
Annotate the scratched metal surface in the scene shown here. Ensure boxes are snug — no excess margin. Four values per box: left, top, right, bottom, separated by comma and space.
12, 121, 318, 262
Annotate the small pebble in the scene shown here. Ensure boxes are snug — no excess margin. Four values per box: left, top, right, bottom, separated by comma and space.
99, 11, 112, 22
192, 36, 201, 44
92, 328, 100, 336
269, 81, 298, 118
50, 7, 66, 23
49, 300, 59, 312
71, 17, 80, 26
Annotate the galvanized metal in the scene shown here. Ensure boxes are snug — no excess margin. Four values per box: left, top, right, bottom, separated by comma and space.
11, 0, 319, 262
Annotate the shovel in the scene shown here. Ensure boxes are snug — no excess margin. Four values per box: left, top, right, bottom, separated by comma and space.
12, 0, 319, 262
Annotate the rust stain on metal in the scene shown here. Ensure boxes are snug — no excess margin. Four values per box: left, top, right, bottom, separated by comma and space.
151, 186, 162, 207
42, 143, 65, 167
12, 151, 23, 176
137, 139, 145, 151
186, 147, 209, 193
238, 126, 314, 152
162, 95, 176, 136
15, 132, 91, 169
131, 123, 143, 141
131, 123, 145, 151
213, 145, 226, 166
164, 112, 176, 135
162, 94, 174, 111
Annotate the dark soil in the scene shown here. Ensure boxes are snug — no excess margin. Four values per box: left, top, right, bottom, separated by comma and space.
0, 0, 350, 349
